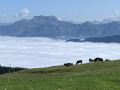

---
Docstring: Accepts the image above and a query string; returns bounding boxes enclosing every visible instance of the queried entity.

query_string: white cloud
[9,8,30,18]
[1,8,30,23]
[19,8,30,17]
[3,14,8,17]
[114,10,120,16]
[89,10,120,24]
[10,13,19,18]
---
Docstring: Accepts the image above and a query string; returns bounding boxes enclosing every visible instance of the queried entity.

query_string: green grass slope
[0,60,120,90]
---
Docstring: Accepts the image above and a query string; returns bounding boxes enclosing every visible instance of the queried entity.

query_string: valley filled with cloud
[0,37,120,68]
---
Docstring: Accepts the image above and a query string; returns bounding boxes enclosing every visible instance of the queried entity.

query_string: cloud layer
[0,37,120,68]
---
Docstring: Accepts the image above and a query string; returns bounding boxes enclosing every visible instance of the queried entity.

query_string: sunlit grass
[0,60,120,90]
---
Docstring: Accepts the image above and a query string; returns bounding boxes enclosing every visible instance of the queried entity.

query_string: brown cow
[76,60,82,65]
[64,63,73,66]
[105,59,111,61]
[89,58,94,63]
[94,57,103,62]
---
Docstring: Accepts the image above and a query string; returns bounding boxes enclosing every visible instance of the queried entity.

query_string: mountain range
[0,15,120,39]
[83,35,120,43]
[66,35,120,43]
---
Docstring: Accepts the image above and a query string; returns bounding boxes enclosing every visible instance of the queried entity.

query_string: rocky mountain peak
[31,15,58,24]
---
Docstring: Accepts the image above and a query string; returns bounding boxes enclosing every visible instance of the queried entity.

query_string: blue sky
[0,0,120,23]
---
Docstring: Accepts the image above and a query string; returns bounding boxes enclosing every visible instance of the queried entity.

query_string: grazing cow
[64,63,73,66]
[94,57,103,62]
[76,60,82,65]
[89,58,94,63]
[105,59,111,61]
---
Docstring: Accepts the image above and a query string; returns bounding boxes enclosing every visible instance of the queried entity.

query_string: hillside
[1,16,120,39]
[66,35,120,43]
[83,35,120,43]
[0,60,120,90]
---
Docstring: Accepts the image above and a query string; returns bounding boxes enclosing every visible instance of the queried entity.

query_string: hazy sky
[0,0,120,23]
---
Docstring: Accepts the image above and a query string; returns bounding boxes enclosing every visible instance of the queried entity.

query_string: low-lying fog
[0,36,120,68]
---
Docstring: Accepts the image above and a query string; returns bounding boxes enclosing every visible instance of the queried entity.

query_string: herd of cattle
[64,57,111,66]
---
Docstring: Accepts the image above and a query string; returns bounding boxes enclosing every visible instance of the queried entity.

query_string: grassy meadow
[0,60,120,90]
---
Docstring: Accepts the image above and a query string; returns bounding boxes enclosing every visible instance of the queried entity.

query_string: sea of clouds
[0,36,120,68]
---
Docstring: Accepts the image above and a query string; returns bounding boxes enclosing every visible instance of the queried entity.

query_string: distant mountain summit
[0,15,120,39]
[32,15,58,23]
